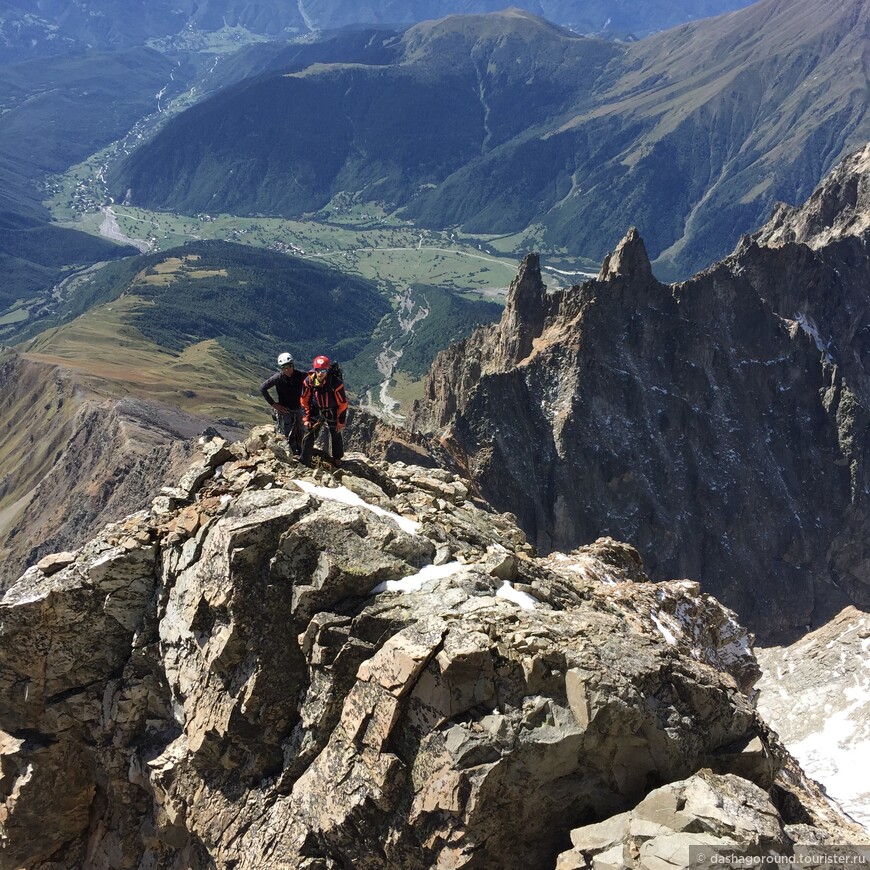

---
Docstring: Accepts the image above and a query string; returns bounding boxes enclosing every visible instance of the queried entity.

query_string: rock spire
[411,143,870,641]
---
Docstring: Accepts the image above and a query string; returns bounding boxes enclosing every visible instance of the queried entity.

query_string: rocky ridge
[410,142,870,641]
[0,353,246,590]
[0,429,866,869]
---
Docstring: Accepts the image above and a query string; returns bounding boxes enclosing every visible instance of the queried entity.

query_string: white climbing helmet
[277,352,293,367]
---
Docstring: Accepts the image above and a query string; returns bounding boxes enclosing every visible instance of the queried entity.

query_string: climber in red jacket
[300,355,348,467]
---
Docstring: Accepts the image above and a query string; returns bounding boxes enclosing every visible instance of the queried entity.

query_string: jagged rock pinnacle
[507,252,543,308]
[410,147,870,641]
[753,142,870,249]
[496,251,548,365]
[597,227,654,283]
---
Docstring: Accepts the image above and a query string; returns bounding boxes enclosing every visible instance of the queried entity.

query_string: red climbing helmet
[313,355,330,371]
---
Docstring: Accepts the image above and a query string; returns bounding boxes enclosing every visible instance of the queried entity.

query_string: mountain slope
[406,0,870,275]
[0,46,190,306]
[0,353,247,590]
[112,12,616,217]
[13,241,390,371]
[0,217,132,309]
[409,142,870,642]
[584,0,870,274]
[114,0,870,278]
[756,607,870,830]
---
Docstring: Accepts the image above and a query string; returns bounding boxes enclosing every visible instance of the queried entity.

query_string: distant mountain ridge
[114,0,870,278]
[0,0,756,63]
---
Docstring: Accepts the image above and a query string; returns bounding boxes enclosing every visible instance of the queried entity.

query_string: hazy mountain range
[112,0,870,278]
[0,0,756,63]
[2,0,866,309]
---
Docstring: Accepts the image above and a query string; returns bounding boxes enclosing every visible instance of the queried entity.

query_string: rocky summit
[411,143,870,642]
[0,429,866,869]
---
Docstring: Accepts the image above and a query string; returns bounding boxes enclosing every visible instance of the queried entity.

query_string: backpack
[329,360,343,382]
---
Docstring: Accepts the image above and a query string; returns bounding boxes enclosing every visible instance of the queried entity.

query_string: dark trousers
[300,419,344,464]
[275,409,304,453]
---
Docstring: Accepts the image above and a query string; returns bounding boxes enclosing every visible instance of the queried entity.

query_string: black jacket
[259,369,307,409]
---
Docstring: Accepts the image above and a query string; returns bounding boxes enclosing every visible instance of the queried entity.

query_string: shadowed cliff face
[410,144,870,642]
[1,428,865,868]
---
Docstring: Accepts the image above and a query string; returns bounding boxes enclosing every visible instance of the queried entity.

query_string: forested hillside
[0,47,185,304]
[17,241,391,370]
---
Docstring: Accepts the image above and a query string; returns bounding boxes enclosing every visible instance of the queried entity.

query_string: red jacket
[301,371,348,428]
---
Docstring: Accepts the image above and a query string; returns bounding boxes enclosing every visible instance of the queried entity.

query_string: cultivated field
[47,163,597,296]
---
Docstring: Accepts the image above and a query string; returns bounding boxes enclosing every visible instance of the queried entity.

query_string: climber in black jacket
[260,351,307,454]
